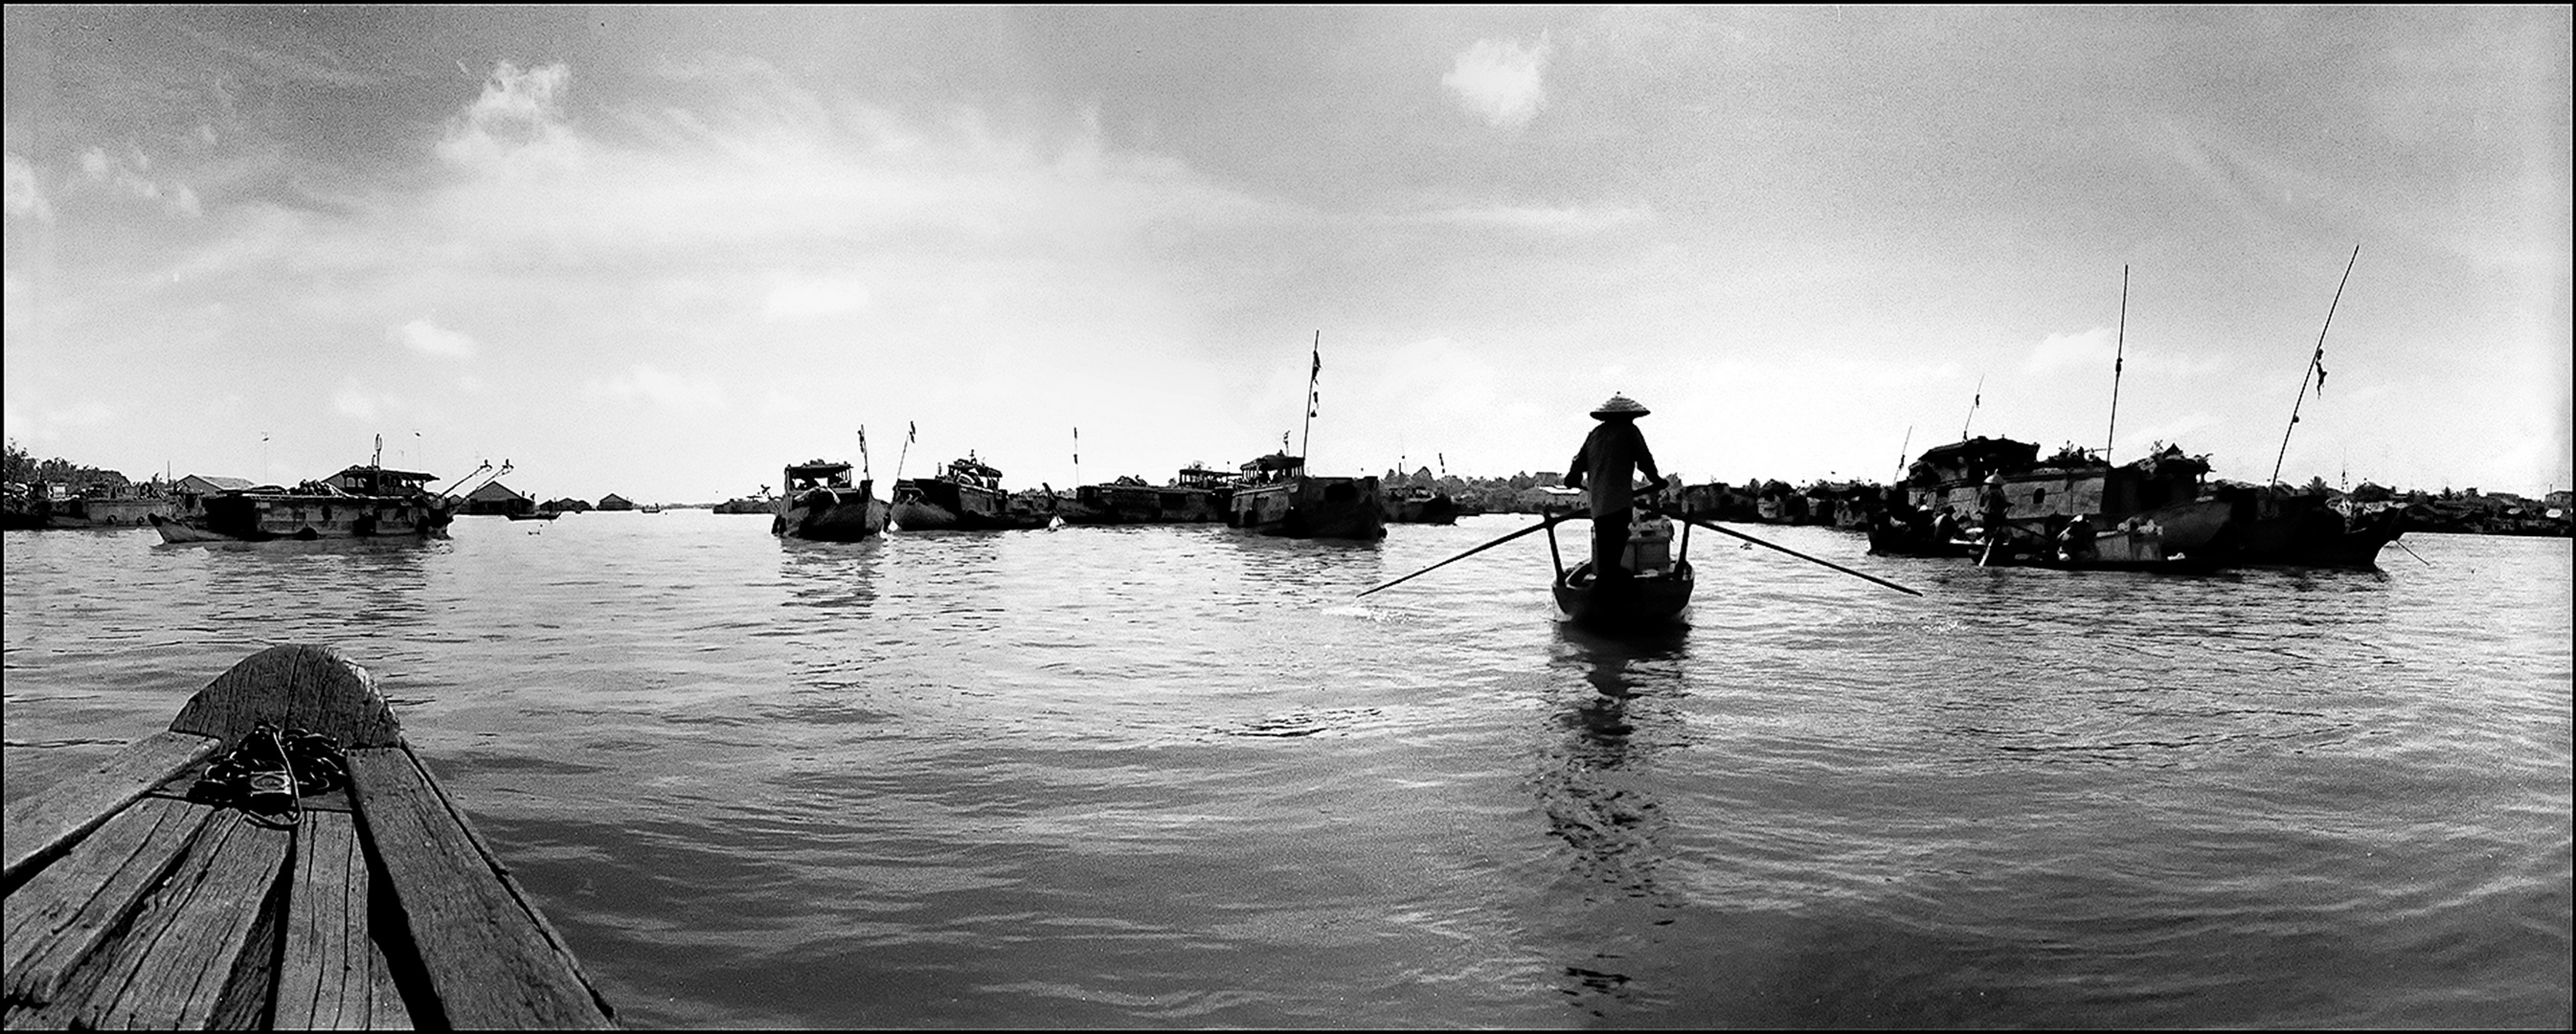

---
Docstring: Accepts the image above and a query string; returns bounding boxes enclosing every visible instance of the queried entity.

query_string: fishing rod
[2270,245,2361,485]
[2105,264,2129,463]
[1893,426,1912,483]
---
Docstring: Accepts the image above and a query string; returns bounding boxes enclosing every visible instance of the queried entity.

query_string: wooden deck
[3,645,616,1029]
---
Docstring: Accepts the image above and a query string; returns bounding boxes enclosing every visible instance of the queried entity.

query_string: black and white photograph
[4,5,2568,1028]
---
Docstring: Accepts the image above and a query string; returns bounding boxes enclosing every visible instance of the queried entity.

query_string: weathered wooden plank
[1,796,215,1005]
[2,731,221,890]
[71,815,292,1029]
[169,644,401,749]
[275,809,413,1030]
[350,747,615,1029]
[365,935,416,1030]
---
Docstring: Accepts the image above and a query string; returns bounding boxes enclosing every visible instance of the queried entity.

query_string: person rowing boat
[1563,394,1669,584]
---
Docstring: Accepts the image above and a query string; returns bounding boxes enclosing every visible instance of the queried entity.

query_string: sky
[5,6,2569,505]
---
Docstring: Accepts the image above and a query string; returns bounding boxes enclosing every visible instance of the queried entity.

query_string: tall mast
[2270,245,2361,485]
[2104,264,2129,462]
[1959,374,1985,440]
[1299,330,1319,469]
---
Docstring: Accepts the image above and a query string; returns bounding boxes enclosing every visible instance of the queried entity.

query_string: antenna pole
[2270,245,2361,485]
[2105,264,2129,462]
[1299,330,1318,469]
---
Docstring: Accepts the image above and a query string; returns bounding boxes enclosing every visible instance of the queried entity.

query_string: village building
[595,493,635,511]
[461,481,536,516]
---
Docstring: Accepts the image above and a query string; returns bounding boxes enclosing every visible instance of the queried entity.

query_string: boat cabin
[1239,453,1303,485]
[942,458,1004,489]
[326,465,441,498]
[784,461,856,491]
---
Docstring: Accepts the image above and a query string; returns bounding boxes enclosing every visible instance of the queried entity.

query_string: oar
[1641,505,1922,596]
[1359,513,1570,596]
[2393,538,2432,567]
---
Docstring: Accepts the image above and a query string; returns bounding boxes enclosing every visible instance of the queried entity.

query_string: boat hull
[1552,561,1695,630]
[1061,483,1229,525]
[1229,476,1386,540]
[890,478,1053,530]
[773,485,890,542]
[149,493,454,544]
[1384,492,1458,526]
[2222,489,2406,568]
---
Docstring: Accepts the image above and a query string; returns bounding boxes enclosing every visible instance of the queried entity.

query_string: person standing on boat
[1564,394,1667,582]
[1977,471,2014,554]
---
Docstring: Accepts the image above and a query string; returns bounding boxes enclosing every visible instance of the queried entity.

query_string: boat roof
[785,461,852,476]
[1243,452,1303,472]
[331,464,440,483]
[1912,437,2038,468]
[946,458,1003,477]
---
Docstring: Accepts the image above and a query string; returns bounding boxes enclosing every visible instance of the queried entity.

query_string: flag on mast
[1307,345,1321,417]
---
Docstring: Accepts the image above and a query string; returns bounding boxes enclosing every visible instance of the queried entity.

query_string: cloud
[77,146,201,217]
[390,318,480,360]
[2026,326,2118,371]
[1442,35,1553,129]
[5,152,53,222]
[332,378,380,420]
[1401,202,1652,234]
[438,61,578,169]
[763,272,872,320]
[583,364,726,412]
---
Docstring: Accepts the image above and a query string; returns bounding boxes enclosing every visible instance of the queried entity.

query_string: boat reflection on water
[1536,623,1697,1016]
[775,535,883,611]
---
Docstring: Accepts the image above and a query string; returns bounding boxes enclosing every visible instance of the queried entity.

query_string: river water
[4,513,2568,1027]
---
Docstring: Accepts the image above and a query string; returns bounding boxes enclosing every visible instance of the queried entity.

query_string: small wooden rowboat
[2,645,616,1029]
[1551,560,1696,629]
[1544,510,1695,631]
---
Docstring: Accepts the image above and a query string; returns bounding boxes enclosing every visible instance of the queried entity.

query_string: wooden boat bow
[2,645,617,1029]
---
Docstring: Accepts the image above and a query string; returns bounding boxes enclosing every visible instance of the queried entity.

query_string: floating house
[460,482,536,517]
[595,494,635,511]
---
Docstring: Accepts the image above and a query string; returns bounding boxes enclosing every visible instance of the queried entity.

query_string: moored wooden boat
[1,645,616,1029]
[1060,468,1232,526]
[1381,485,1458,526]
[150,463,457,544]
[2212,483,2406,568]
[773,461,890,542]
[890,457,1054,531]
[1227,453,1385,540]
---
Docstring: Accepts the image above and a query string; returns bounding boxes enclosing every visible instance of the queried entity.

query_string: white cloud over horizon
[392,319,480,360]
[1442,35,1553,129]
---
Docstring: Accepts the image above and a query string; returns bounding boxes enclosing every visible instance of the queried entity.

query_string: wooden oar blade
[1642,505,1922,597]
[1358,515,1562,596]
